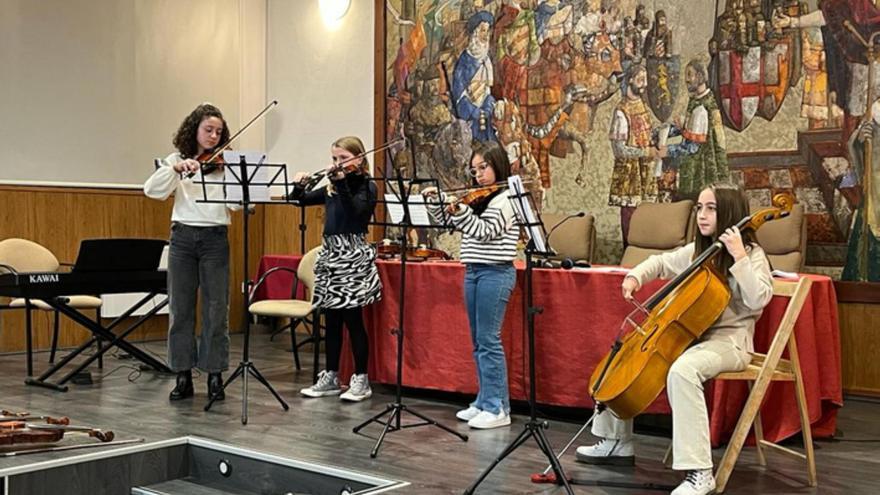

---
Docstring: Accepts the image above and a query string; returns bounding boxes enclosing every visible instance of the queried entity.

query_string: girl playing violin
[144,103,236,403]
[292,136,381,402]
[577,183,773,495]
[422,142,519,430]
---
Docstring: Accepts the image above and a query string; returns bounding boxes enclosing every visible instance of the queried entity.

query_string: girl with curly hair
[144,103,237,403]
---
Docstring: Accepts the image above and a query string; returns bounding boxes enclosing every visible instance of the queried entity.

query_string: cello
[588,193,794,419]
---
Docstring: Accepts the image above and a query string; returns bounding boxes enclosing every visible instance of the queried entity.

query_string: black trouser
[323,307,369,375]
[167,223,230,373]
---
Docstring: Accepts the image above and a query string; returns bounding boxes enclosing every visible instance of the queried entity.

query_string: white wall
[266,0,375,177]
[0,0,372,186]
[0,0,266,187]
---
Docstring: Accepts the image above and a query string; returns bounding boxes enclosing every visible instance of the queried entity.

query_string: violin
[195,148,226,175]
[184,100,278,179]
[0,411,69,425]
[443,183,507,213]
[440,179,537,212]
[299,138,405,192]
[0,420,114,446]
[376,241,450,261]
[588,193,795,419]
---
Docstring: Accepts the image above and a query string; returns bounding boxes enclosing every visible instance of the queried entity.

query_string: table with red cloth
[255,255,842,446]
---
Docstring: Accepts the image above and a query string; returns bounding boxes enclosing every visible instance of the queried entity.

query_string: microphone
[538,258,591,269]
[539,211,590,269]
[546,211,586,246]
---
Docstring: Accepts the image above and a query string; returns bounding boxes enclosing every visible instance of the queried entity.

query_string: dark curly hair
[172,104,230,159]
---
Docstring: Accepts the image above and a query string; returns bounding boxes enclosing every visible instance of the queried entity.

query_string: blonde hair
[327,136,369,196]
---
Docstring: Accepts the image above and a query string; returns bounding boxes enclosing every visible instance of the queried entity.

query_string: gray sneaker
[340,373,372,402]
[300,370,342,398]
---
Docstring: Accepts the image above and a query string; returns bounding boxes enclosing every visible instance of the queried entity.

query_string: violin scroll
[742,192,795,232]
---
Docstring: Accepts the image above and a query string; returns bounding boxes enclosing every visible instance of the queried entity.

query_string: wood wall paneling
[0,185,331,360]
[839,302,880,396]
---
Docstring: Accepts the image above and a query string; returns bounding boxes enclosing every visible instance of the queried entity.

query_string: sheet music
[385,193,432,226]
[223,151,269,202]
[507,176,548,253]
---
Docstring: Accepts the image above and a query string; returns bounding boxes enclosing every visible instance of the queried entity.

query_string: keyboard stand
[25,292,172,392]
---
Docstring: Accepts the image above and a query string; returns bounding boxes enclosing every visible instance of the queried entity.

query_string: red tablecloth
[256,255,842,446]
[254,256,304,302]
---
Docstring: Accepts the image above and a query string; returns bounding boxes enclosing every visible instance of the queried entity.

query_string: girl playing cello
[577,183,773,495]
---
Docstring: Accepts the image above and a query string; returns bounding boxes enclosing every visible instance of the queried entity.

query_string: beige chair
[620,200,695,267]
[752,204,807,273]
[249,247,322,383]
[0,238,103,376]
[662,277,815,493]
[542,212,596,264]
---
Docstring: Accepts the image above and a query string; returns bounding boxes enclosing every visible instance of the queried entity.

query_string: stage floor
[0,331,876,494]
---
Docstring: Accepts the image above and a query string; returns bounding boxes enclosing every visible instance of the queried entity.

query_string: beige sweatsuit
[592,243,773,470]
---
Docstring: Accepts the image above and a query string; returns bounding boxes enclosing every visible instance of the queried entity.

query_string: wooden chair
[248,247,322,383]
[712,276,816,492]
[661,278,816,491]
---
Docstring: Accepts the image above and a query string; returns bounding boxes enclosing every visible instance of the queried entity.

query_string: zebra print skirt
[313,233,382,309]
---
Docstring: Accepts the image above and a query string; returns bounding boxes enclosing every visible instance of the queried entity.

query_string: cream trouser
[592,338,749,470]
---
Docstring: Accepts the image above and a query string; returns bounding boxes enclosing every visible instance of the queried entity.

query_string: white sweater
[432,192,518,264]
[143,152,237,226]
[627,243,774,352]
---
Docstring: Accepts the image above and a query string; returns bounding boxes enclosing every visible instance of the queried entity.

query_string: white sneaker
[300,370,342,398]
[456,406,482,422]
[671,469,716,495]
[340,373,372,402]
[467,410,511,429]
[575,437,635,466]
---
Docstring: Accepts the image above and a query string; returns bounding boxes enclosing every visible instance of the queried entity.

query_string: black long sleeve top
[291,173,376,235]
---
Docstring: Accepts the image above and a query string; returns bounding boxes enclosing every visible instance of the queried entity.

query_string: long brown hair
[693,182,757,275]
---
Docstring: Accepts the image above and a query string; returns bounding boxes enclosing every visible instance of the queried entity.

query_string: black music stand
[464,177,573,495]
[194,153,292,424]
[351,172,468,458]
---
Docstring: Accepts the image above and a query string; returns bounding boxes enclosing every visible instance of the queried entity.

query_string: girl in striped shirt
[423,142,519,429]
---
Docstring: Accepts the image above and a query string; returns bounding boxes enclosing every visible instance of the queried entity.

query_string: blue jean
[464,263,516,415]
[167,222,230,372]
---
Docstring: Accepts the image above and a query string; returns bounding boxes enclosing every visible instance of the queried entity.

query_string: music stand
[351,172,468,458]
[192,152,293,424]
[464,176,573,495]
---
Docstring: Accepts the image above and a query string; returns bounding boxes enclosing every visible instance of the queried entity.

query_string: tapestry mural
[382,0,880,281]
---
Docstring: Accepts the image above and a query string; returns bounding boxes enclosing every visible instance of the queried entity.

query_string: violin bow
[185,100,279,178]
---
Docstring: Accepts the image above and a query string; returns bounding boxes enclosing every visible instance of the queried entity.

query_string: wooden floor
[1,330,877,494]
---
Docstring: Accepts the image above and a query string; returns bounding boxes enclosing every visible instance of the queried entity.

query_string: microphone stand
[539,212,587,268]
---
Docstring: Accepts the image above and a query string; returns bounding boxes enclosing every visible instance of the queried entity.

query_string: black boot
[169,370,193,401]
[208,372,225,401]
